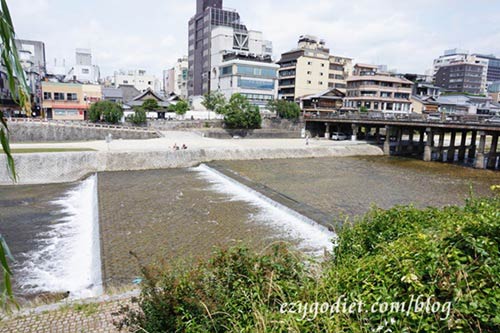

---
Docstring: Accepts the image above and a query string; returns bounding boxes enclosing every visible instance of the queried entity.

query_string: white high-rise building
[165,57,188,99]
[209,26,278,110]
[66,49,100,84]
[114,69,160,92]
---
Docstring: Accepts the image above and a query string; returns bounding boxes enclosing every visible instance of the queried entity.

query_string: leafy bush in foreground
[116,194,500,332]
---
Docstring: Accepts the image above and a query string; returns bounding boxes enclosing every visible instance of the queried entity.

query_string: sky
[9,0,500,79]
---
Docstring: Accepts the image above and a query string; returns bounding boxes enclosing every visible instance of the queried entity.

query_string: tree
[1,0,32,310]
[220,94,261,129]
[127,108,147,125]
[173,100,189,116]
[88,101,123,124]
[267,99,301,120]
[359,106,368,113]
[201,91,226,114]
[142,99,159,112]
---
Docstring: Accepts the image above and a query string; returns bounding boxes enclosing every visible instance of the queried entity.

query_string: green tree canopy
[142,99,159,112]
[89,101,123,124]
[174,100,189,116]
[267,99,301,120]
[127,107,147,125]
[220,94,261,129]
[201,91,226,114]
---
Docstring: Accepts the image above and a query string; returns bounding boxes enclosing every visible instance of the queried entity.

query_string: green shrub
[221,94,261,129]
[88,101,123,124]
[267,99,301,120]
[127,108,147,125]
[117,195,500,332]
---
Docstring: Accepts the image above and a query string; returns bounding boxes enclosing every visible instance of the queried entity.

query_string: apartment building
[66,49,100,84]
[435,62,485,95]
[114,69,159,92]
[343,64,414,113]
[165,57,188,99]
[432,49,488,93]
[41,81,102,120]
[277,35,352,101]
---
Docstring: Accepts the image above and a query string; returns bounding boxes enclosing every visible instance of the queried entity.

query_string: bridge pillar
[375,127,381,144]
[408,129,414,153]
[487,134,498,169]
[447,130,456,162]
[384,126,391,155]
[424,127,433,162]
[437,130,445,161]
[474,131,486,169]
[351,125,358,141]
[468,130,477,159]
[419,129,425,154]
[457,131,467,161]
[395,127,404,154]
[325,123,331,139]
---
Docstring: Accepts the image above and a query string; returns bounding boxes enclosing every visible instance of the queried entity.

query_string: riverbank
[1,132,383,185]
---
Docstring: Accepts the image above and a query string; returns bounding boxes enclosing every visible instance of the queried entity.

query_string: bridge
[306,113,500,170]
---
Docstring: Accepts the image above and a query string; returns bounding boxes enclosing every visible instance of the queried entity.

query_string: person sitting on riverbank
[182,144,188,150]
[173,143,179,151]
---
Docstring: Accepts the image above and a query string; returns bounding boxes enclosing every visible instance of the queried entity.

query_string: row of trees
[202,92,301,129]
[88,99,190,126]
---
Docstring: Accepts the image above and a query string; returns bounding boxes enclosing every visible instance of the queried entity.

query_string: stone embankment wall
[0,145,383,185]
[9,122,160,143]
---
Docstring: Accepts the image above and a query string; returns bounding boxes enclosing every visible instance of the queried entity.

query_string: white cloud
[8,0,500,79]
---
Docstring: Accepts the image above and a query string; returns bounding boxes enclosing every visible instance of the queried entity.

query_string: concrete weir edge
[0,144,383,185]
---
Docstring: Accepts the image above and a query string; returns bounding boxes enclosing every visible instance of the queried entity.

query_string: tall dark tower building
[188,0,247,97]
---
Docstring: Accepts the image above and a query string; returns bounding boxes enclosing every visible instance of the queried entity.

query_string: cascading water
[17,174,103,299]
[194,164,336,255]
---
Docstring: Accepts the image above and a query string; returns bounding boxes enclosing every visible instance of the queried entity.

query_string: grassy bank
[117,191,500,332]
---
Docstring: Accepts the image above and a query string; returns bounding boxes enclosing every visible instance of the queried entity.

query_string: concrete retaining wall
[9,122,160,143]
[0,145,384,185]
[200,129,301,139]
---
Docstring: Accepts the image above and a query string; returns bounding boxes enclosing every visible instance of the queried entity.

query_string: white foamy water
[194,164,336,255]
[18,174,103,299]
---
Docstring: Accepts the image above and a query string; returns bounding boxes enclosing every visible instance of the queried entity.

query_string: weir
[18,175,103,299]
[195,164,336,255]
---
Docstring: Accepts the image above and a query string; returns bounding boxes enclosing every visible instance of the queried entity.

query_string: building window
[319,81,323,85]
[307,80,312,84]
[54,92,65,101]
[321,63,325,67]
[81,68,90,74]
[307,71,312,75]
[307,61,312,65]
[43,92,52,100]
[320,72,324,76]
[221,66,233,76]
[123,80,129,84]
[66,93,78,101]
[238,78,275,90]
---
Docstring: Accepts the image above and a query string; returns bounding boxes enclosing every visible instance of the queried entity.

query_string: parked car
[331,132,348,141]
[485,116,500,123]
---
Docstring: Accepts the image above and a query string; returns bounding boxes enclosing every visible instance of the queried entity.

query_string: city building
[277,35,352,101]
[66,49,100,84]
[436,94,500,115]
[299,88,345,115]
[41,81,102,120]
[114,69,160,92]
[435,62,485,95]
[12,39,47,116]
[473,54,500,84]
[213,52,278,109]
[488,81,500,103]
[102,87,124,104]
[188,0,254,97]
[164,56,188,99]
[125,89,171,119]
[209,25,277,109]
[343,64,414,113]
[432,49,488,93]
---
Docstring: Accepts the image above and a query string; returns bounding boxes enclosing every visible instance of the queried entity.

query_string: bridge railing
[305,111,499,125]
